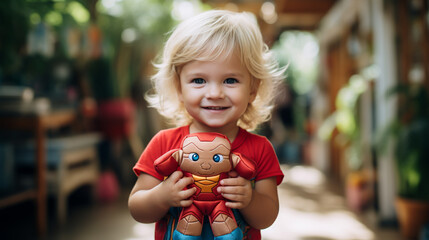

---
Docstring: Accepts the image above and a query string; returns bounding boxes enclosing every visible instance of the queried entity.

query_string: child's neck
[189,123,239,142]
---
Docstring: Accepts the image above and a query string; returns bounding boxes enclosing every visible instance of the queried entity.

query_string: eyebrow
[223,73,245,78]
[209,144,230,153]
[183,142,203,152]
[183,71,245,78]
[181,73,207,82]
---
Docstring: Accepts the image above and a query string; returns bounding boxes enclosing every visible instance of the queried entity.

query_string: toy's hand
[218,170,252,209]
[159,171,196,208]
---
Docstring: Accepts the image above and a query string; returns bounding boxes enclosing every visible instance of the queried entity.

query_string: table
[0,108,76,237]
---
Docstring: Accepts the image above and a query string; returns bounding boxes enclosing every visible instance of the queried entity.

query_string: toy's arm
[231,152,256,180]
[154,149,182,176]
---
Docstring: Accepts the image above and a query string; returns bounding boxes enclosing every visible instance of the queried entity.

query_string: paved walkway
[262,165,401,240]
[43,165,402,240]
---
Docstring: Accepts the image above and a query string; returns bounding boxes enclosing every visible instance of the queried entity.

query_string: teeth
[204,107,226,110]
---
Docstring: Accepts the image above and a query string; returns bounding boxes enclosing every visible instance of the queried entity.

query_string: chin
[204,123,229,129]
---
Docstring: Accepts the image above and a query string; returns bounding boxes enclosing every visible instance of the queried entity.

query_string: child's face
[178,52,256,131]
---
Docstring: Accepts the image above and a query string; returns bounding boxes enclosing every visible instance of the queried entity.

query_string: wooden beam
[398,0,410,84]
[277,13,324,29]
[317,0,361,45]
[205,1,262,15]
[276,0,337,14]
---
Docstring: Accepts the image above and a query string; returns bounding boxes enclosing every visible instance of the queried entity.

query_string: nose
[200,162,211,170]
[206,83,224,99]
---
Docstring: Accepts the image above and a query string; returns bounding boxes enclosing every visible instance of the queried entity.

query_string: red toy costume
[133,126,284,240]
[154,132,256,239]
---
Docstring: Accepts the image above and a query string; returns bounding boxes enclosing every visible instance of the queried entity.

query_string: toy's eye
[213,154,223,163]
[189,153,199,161]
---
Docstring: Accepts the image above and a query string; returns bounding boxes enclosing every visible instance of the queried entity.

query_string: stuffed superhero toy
[154,132,257,240]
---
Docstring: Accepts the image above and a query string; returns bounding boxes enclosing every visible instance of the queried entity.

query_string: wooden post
[35,117,47,237]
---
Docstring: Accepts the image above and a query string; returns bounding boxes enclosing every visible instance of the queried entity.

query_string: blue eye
[192,78,205,84]
[189,153,199,161]
[213,154,223,162]
[224,78,238,84]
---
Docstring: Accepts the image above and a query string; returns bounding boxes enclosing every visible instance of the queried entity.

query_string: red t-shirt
[133,126,284,240]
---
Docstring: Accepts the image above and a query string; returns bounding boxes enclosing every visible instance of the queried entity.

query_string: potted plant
[319,74,374,212]
[378,83,429,239]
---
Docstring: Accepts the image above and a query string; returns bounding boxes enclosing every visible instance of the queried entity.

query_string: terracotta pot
[346,171,374,212]
[396,197,429,239]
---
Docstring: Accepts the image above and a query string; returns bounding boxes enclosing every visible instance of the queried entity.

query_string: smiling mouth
[202,106,229,110]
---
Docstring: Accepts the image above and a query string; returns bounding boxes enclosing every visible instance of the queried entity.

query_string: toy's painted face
[180,135,232,176]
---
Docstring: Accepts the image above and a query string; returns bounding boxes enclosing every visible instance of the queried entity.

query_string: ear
[177,83,184,102]
[172,150,183,164]
[249,78,260,103]
[176,69,184,102]
[231,153,241,168]
[177,78,183,102]
[249,91,257,104]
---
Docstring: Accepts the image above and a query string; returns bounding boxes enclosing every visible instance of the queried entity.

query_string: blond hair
[146,10,285,131]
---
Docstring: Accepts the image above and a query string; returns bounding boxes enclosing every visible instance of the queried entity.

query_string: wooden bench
[15,133,102,224]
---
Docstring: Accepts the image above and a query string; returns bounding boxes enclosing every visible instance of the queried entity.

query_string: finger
[180,199,193,208]
[225,201,244,209]
[180,187,196,199]
[221,192,245,201]
[167,171,184,183]
[176,176,194,189]
[221,177,246,186]
[218,186,245,195]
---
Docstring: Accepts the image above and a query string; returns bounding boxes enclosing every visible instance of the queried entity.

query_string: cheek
[180,89,201,105]
[211,161,232,174]
[229,88,251,103]
[180,159,198,172]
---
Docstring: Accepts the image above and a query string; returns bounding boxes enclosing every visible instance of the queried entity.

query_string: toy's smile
[196,170,215,176]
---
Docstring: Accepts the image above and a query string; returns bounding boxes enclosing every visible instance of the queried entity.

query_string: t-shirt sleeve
[254,138,284,185]
[133,131,166,181]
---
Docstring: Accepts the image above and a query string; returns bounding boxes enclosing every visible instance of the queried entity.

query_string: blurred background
[0,0,428,239]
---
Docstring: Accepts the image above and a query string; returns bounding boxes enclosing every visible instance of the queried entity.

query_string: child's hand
[160,171,196,208]
[218,170,253,209]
